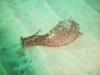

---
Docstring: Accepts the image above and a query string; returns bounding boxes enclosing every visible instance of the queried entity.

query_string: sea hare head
[21,36,41,47]
[21,29,41,47]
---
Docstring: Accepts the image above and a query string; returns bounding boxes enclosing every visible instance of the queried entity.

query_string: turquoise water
[0,0,100,75]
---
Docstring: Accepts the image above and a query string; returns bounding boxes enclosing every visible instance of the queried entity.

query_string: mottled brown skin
[21,32,81,47]
[21,19,82,47]
[38,33,81,47]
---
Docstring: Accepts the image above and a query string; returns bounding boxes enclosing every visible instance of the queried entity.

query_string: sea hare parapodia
[21,19,82,47]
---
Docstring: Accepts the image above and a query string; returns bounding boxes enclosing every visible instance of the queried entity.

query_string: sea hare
[21,19,82,47]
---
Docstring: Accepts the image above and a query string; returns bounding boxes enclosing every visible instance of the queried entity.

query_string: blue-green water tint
[0,0,100,75]
[0,63,7,75]
[85,0,100,13]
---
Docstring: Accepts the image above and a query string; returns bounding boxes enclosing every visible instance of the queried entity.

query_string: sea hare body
[21,19,82,47]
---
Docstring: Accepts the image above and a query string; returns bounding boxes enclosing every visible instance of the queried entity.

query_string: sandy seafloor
[0,0,100,75]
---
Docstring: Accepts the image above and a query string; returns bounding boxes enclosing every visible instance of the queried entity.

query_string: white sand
[26,33,100,75]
